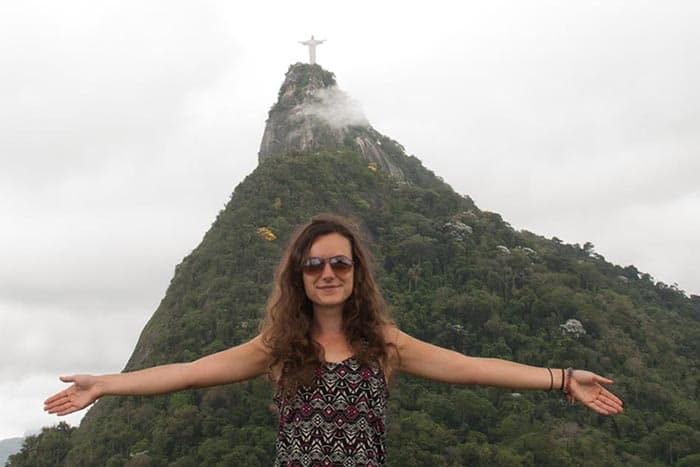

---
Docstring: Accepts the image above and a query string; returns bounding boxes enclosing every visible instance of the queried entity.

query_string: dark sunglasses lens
[302,258,325,273]
[329,256,353,272]
[302,256,353,274]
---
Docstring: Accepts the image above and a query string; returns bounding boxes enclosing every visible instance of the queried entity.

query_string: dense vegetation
[10,147,699,466]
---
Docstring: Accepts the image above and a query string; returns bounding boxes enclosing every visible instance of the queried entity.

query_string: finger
[599,394,624,412]
[585,395,618,414]
[44,390,71,406]
[586,390,625,414]
[578,383,622,406]
[46,399,74,415]
[587,399,613,415]
[593,375,614,385]
[597,398,622,415]
[55,405,80,416]
[44,393,70,410]
[599,388,623,406]
[44,393,63,406]
[600,392,623,408]
[44,400,60,412]
[592,398,622,414]
[59,375,76,383]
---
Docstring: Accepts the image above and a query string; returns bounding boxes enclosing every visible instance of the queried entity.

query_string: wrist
[563,367,574,394]
[93,376,108,398]
[559,368,565,391]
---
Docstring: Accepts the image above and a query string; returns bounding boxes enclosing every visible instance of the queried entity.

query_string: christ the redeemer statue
[300,35,325,64]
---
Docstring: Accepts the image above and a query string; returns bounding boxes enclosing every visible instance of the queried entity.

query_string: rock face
[258,63,405,179]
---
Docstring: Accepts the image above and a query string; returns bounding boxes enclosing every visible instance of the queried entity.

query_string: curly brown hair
[260,214,394,398]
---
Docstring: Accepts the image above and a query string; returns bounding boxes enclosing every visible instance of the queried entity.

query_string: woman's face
[302,233,354,312]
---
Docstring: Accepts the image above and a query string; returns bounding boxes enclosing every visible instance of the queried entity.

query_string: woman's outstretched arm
[386,327,623,416]
[44,334,271,416]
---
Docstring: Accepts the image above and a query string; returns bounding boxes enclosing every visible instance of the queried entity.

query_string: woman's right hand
[44,375,102,416]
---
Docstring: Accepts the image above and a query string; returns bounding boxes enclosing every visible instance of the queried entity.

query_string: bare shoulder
[380,324,402,346]
[241,333,274,363]
[381,325,420,351]
[211,333,274,373]
[248,332,278,379]
[380,324,413,375]
[247,333,271,352]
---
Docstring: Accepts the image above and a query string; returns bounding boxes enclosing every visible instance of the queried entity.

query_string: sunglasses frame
[301,255,354,274]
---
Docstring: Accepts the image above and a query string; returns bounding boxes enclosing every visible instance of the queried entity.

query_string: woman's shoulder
[380,323,401,344]
[378,324,403,377]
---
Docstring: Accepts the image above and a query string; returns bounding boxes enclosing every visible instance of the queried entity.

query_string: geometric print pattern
[274,357,388,466]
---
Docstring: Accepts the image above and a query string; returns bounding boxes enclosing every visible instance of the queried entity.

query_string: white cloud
[0,374,86,440]
[299,86,369,129]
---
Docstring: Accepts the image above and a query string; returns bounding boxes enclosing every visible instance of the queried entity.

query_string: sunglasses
[301,255,354,274]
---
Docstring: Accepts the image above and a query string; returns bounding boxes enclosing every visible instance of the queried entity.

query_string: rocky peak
[258,63,405,179]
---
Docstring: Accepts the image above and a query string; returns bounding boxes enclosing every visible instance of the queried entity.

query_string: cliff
[258,63,406,179]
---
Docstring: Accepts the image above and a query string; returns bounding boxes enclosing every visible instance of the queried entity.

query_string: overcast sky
[1,1,698,440]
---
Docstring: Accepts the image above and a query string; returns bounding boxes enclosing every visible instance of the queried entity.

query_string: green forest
[9,64,699,466]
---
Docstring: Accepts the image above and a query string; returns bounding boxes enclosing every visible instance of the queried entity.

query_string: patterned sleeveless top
[274,357,388,466]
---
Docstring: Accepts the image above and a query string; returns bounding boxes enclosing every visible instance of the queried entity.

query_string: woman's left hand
[566,370,624,415]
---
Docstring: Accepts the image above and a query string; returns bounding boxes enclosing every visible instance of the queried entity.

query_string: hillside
[9,64,700,467]
[0,437,23,466]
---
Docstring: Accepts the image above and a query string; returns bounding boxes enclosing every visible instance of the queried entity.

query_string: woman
[45,214,623,465]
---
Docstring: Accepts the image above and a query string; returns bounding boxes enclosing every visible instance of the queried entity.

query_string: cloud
[299,86,369,129]
[0,374,86,439]
[0,298,146,439]
[0,298,147,376]
[0,2,236,187]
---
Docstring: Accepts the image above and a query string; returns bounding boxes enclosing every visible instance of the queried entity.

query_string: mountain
[10,63,700,466]
[257,63,405,179]
[0,437,23,466]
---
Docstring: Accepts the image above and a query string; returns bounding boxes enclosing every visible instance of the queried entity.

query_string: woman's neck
[310,306,353,363]
[310,305,344,335]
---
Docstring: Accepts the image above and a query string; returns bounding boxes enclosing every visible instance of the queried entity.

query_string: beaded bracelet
[563,367,574,394]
